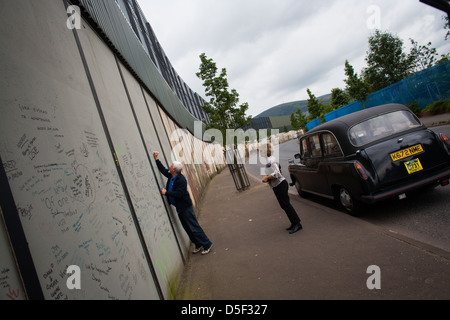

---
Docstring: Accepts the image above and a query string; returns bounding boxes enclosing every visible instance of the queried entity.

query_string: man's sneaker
[193,246,203,254]
[201,244,213,255]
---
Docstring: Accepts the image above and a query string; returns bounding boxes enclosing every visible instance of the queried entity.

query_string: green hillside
[255,93,331,118]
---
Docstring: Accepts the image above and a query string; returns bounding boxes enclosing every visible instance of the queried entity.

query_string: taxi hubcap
[340,189,353,210]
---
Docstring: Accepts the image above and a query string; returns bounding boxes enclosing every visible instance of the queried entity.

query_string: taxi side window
[301,138,310,158]
[322,133,342,157]
[309,135,322,158]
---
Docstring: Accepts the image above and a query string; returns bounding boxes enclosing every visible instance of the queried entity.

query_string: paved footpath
[420,112,450,128]
[176,168,450,300]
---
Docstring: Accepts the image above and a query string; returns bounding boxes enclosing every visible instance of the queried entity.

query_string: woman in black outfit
[262,144,303,234]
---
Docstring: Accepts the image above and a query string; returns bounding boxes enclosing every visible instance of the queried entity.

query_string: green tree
[436,53,450,64]
[319,104,333,124]
[306,89,323,120]
[290,108,308,131]
[409,39,438,73]
[364,30,414,91]
[290,113,300,130]
[344,60,371,109]
[330,88,352,110]
[444,15,449,41]
[196,53,251,141]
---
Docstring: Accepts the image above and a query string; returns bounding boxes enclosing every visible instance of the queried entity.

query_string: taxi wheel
[338,187,360,216]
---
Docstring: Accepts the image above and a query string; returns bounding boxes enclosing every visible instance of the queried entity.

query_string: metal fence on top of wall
[307,61,450,130]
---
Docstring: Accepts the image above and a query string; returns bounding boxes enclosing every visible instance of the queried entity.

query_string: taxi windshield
[349,110,422,147]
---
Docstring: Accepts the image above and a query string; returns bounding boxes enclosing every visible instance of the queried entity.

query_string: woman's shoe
[289,223,303,234]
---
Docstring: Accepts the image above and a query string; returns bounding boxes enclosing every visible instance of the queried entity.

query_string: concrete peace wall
[0,0,223,300]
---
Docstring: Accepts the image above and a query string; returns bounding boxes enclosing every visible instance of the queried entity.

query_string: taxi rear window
[349,110,421,147]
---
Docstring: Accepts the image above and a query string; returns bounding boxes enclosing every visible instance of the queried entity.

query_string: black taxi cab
[288,104,450,215]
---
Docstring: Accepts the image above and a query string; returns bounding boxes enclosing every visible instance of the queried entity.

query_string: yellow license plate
[390,144,424,162]
[405,159,423,174]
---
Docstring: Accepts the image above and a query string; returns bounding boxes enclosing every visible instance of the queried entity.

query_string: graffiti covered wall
[0,0,223,300]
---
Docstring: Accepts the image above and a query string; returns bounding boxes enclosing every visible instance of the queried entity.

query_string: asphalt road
[245,125,450,253]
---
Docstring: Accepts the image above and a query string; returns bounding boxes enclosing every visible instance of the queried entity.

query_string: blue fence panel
[306,61,450,131]
[323,112,338,122]
[306,118,322,131]
[323,101,363,123]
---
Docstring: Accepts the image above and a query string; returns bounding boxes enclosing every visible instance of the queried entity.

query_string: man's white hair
[172,161,183,173]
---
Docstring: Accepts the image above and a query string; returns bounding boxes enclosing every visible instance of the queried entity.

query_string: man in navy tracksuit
[153,152,213,255]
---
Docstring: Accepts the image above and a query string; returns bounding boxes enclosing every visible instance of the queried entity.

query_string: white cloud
[137,0,450,117]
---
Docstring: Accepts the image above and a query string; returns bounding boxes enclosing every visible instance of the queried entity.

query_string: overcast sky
[136,0,450,117]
